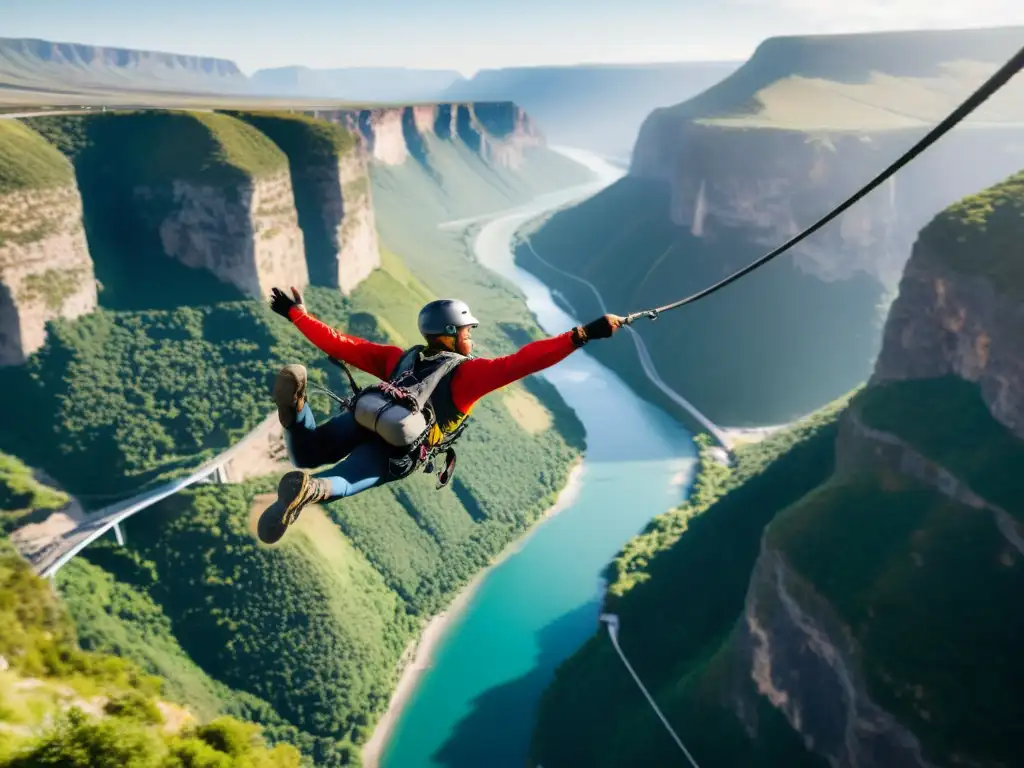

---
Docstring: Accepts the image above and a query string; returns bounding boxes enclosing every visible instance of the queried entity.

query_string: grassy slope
[664,26,1024,130]
[24,111,287,185]
[230,111,359,162]
[0,120,73,196]
[0,538,300,766]
[916,168,1024,299]
[0,451,69,535]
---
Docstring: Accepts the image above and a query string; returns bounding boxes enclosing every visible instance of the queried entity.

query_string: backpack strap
[389,346,423,382]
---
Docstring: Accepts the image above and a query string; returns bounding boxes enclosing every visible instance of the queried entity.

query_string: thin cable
[603,617,701,767]
[624,44,1024,324]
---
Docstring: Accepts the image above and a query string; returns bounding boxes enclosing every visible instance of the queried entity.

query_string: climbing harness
[319,354,467,490]
[621,43,1024,326]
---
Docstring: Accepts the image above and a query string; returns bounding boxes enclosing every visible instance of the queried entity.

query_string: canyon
[518,25,1024,427]
[0,100,586,363]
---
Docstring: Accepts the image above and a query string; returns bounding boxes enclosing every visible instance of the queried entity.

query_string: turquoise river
[379,149,698,767]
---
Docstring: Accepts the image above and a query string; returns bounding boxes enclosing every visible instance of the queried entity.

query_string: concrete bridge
[10,413,284,580]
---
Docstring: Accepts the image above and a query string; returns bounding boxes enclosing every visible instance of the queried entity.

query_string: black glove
[270,287,304,319]
[572,314,624,347]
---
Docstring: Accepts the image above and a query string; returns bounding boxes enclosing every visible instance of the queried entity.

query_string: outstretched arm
[271,287,403,380]
[451,315,624,412]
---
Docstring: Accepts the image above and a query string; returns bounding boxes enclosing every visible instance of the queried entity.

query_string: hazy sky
[3,0,1023,75]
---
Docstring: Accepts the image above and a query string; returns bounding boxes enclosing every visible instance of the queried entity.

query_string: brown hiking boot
[257,470,332,544]
[274,364,307,428]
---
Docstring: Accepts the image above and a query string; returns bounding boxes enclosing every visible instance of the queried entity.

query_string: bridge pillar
[113,522,125,547]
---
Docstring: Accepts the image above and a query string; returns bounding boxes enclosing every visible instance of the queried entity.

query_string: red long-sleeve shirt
[288,307,578,414]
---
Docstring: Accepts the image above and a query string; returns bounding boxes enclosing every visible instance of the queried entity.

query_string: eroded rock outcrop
[733,544,936,768]
[142,169,306,298]
[72,112,308,299]
[319,102,543,169]
[872,214,1024,442]
[335,152,379,294]
[632,122,1024,286]
[0,125,96,366]
[235,112,380,294]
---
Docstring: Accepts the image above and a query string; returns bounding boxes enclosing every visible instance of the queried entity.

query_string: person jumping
[257,286,623,544]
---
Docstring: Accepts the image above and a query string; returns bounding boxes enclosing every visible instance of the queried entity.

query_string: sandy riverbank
[721,423,789,448]
[360,459,586,768]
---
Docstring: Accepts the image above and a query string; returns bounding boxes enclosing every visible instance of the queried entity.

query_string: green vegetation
[532,400,848,767]
[918,169,1024,299]
[769,475,1024,766]
[603,394,853,602]
[3,709,301,768]
[858,376,1024,517]
[0,539,299,766]
[0,452,68,535]
[0,295,349,496]
[19,267,86,311]
[60,482,405,760]
[0,120,74,197]
[230,111,358,163]
[27,111,287,187]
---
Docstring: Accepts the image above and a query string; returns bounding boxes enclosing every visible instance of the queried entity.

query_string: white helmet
[417,299,480,337]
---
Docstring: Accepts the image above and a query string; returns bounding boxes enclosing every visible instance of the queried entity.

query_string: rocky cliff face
[734,543,936,768]
[317,102,543,169]
[335,150,379,294]
[721,170,1024,768]
[231,112,382,294]
[631,122,1024,286]
[871,231,1024,439]
[0,183,96,366]
[138,169,307,299]
[628,25,1024,287]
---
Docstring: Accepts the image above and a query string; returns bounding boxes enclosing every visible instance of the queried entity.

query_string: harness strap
[327,357,362,396]
[322,352,468,489]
